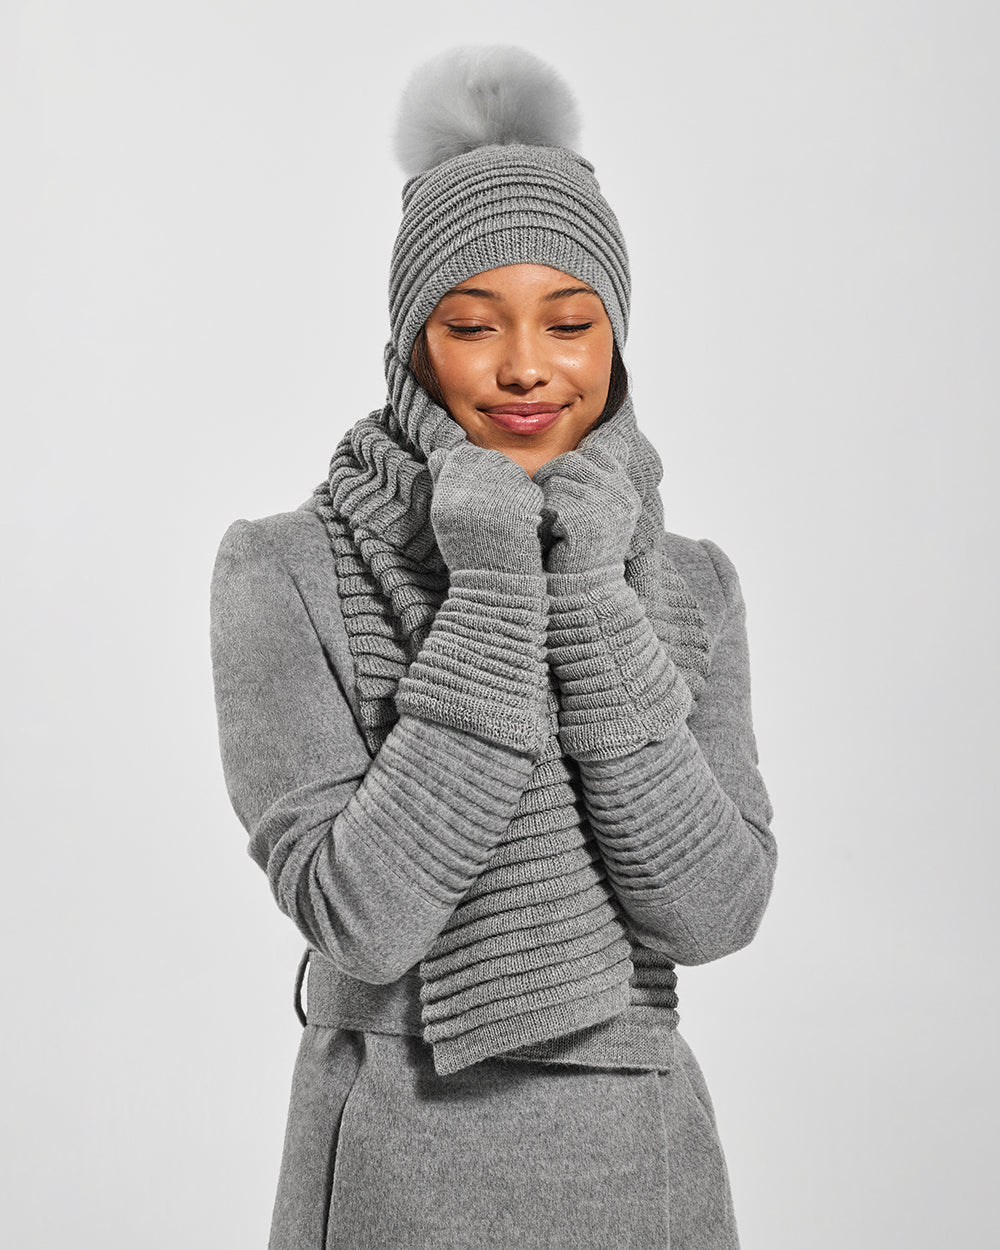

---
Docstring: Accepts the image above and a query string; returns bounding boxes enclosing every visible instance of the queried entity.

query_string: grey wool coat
[209,504,776,1249]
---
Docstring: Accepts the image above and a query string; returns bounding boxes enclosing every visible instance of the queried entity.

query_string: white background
[4,2,998,1246]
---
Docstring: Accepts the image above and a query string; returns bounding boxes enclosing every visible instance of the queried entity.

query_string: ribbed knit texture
[323,713,539,912]
[546,564,697,760]
[393,569,550,757]
[308,347,712,1076]
[390,143,630,365]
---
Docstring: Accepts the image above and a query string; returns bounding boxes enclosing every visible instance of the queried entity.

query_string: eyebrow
[542,286,599,301]
[439,284,599,302]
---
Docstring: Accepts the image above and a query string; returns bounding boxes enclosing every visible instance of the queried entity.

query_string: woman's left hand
[534,429,642,574]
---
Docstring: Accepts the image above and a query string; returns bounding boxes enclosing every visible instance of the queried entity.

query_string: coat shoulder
[214,502,330,571]
[244,498,331,559]
[216,503,360,716]
[661,529,729,628]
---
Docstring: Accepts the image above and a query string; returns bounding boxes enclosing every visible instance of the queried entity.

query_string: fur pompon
[394,45,581,177]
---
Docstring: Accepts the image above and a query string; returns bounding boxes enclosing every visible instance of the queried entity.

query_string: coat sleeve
[209,517,543,984]
[545,540,776,965]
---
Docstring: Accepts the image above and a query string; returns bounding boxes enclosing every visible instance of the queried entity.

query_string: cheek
[429,342,482,403]
[560,345,613,400]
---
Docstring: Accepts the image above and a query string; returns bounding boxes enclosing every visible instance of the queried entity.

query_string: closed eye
[445,321,595,338]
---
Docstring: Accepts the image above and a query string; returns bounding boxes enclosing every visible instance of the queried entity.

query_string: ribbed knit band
[389,143,630,364]
[576,728,747,902]
[546,565,693,761]
[393,567,549,758]
[349,714,539,906]
[415,689,637,1076]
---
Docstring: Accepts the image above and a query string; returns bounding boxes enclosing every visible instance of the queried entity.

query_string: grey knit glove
[394,441,550,758]
[536,433,690,760]
[428,442,545,577]
[533,431,641,575]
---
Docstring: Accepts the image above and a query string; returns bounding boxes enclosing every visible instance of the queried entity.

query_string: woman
[210,45,776,1250]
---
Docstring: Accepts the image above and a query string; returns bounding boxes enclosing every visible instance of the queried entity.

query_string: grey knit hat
[388,46,631,366]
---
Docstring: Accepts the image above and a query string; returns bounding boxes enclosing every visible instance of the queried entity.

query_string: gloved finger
[537,451,633,498]
[596,430,632,468]
[531,451,575,488]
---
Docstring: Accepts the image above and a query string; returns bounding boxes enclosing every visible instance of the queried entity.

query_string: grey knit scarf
[308,344,712,1074]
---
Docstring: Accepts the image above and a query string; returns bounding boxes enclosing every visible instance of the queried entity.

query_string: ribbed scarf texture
[308,344,712,1075]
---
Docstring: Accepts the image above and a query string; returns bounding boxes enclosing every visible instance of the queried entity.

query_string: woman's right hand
[427,442,545,577]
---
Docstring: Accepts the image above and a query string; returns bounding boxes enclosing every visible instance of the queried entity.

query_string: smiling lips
[482,403,566,433]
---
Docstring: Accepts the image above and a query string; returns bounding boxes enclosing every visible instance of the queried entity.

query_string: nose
[497,327,551,392]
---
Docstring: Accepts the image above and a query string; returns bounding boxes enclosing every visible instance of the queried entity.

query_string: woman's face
[421,263,615,478]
